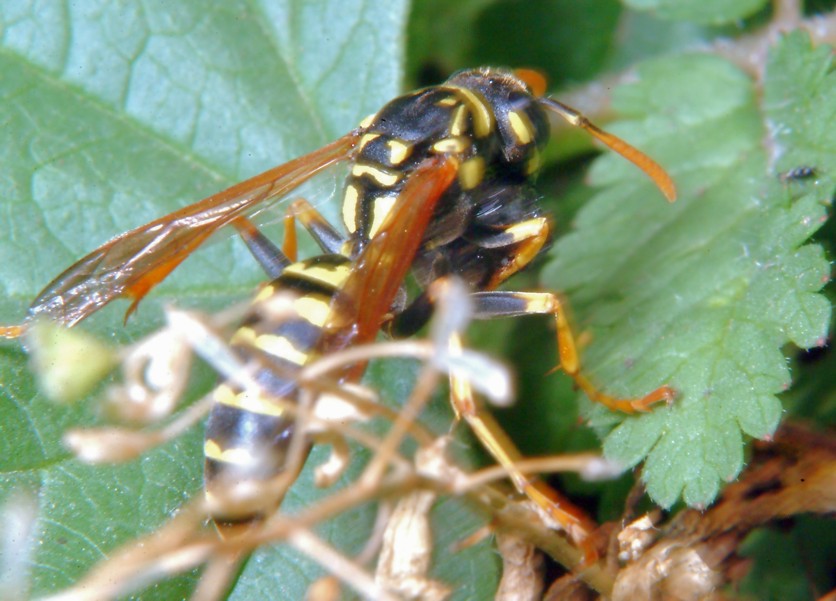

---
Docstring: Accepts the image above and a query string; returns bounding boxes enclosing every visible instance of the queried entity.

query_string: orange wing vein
[27,132,360,329]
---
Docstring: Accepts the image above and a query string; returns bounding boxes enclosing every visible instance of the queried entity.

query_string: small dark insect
[2,67,676,562]
[780,166,817,182]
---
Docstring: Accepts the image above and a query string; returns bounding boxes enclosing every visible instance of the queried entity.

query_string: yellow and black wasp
[2,67,676,559]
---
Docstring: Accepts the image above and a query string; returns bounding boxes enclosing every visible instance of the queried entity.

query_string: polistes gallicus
[2,67,676,565]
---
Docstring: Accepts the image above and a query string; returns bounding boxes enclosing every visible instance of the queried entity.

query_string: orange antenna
[541,97,677,203]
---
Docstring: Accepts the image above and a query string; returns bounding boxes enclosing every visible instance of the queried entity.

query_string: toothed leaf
[542,34,832,508]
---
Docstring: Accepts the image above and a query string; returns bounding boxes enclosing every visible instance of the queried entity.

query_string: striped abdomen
[203,254,352,529]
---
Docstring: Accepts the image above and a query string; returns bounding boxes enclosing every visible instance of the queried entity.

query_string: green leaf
[625,0,769,25]
[763,30,836,177]
[542,36,833,509]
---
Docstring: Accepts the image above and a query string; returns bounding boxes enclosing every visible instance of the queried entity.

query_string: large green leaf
[0,3,503,600]
[542,32,833,508]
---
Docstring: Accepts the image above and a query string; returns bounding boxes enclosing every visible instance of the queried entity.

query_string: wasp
[2,67,676,558]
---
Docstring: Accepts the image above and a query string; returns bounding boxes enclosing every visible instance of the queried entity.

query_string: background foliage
[0,0,833,599]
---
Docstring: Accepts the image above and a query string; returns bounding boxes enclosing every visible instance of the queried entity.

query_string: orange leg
[281,211,298,262]
[286,198,346,256]
[446,332,599,563]
[231,199,347,277]
[469,291,675,413]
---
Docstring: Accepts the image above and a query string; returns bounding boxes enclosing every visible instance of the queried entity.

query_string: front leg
[469,291,675,413]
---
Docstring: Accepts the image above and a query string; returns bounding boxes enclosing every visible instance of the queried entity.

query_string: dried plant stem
[289,530,400,601]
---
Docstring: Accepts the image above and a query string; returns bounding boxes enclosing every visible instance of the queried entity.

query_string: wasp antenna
[541,97,677,203]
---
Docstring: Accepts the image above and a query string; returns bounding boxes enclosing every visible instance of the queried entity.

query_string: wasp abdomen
[203,254,352,530]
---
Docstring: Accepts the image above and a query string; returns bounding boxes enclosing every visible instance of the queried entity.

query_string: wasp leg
[287,198,346,255]
[280,209,298,262]
[386,208,552,338]
[480,216,552,290]
[232,217,292,278]
[446,332,598,564]
[232,199,347,276]
[277,198,346,261]
[469,291,675,413]
[383,289,434,338]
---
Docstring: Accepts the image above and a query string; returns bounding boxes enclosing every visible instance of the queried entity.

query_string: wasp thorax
[343,68,550,249]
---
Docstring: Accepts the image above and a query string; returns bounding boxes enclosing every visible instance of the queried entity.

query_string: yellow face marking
[293,294,332,327]
[386,139,412,165]
[281,261,351,288]
[215,383,287,416]
[503,216,548,243]
[449,104,469,137]
[367,194,399,239]
[255,333,308,365]
[458,156,485,190]
[358,132,381,151]
[448,86,494,137]
[507,110,534,144]
[358,113,376,129]
[431,136,469,154]
[351,163,400,187]
[435,96,458,107]
[342,183,360,233]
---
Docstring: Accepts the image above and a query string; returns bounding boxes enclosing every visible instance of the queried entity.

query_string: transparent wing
[28,132,360,328]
